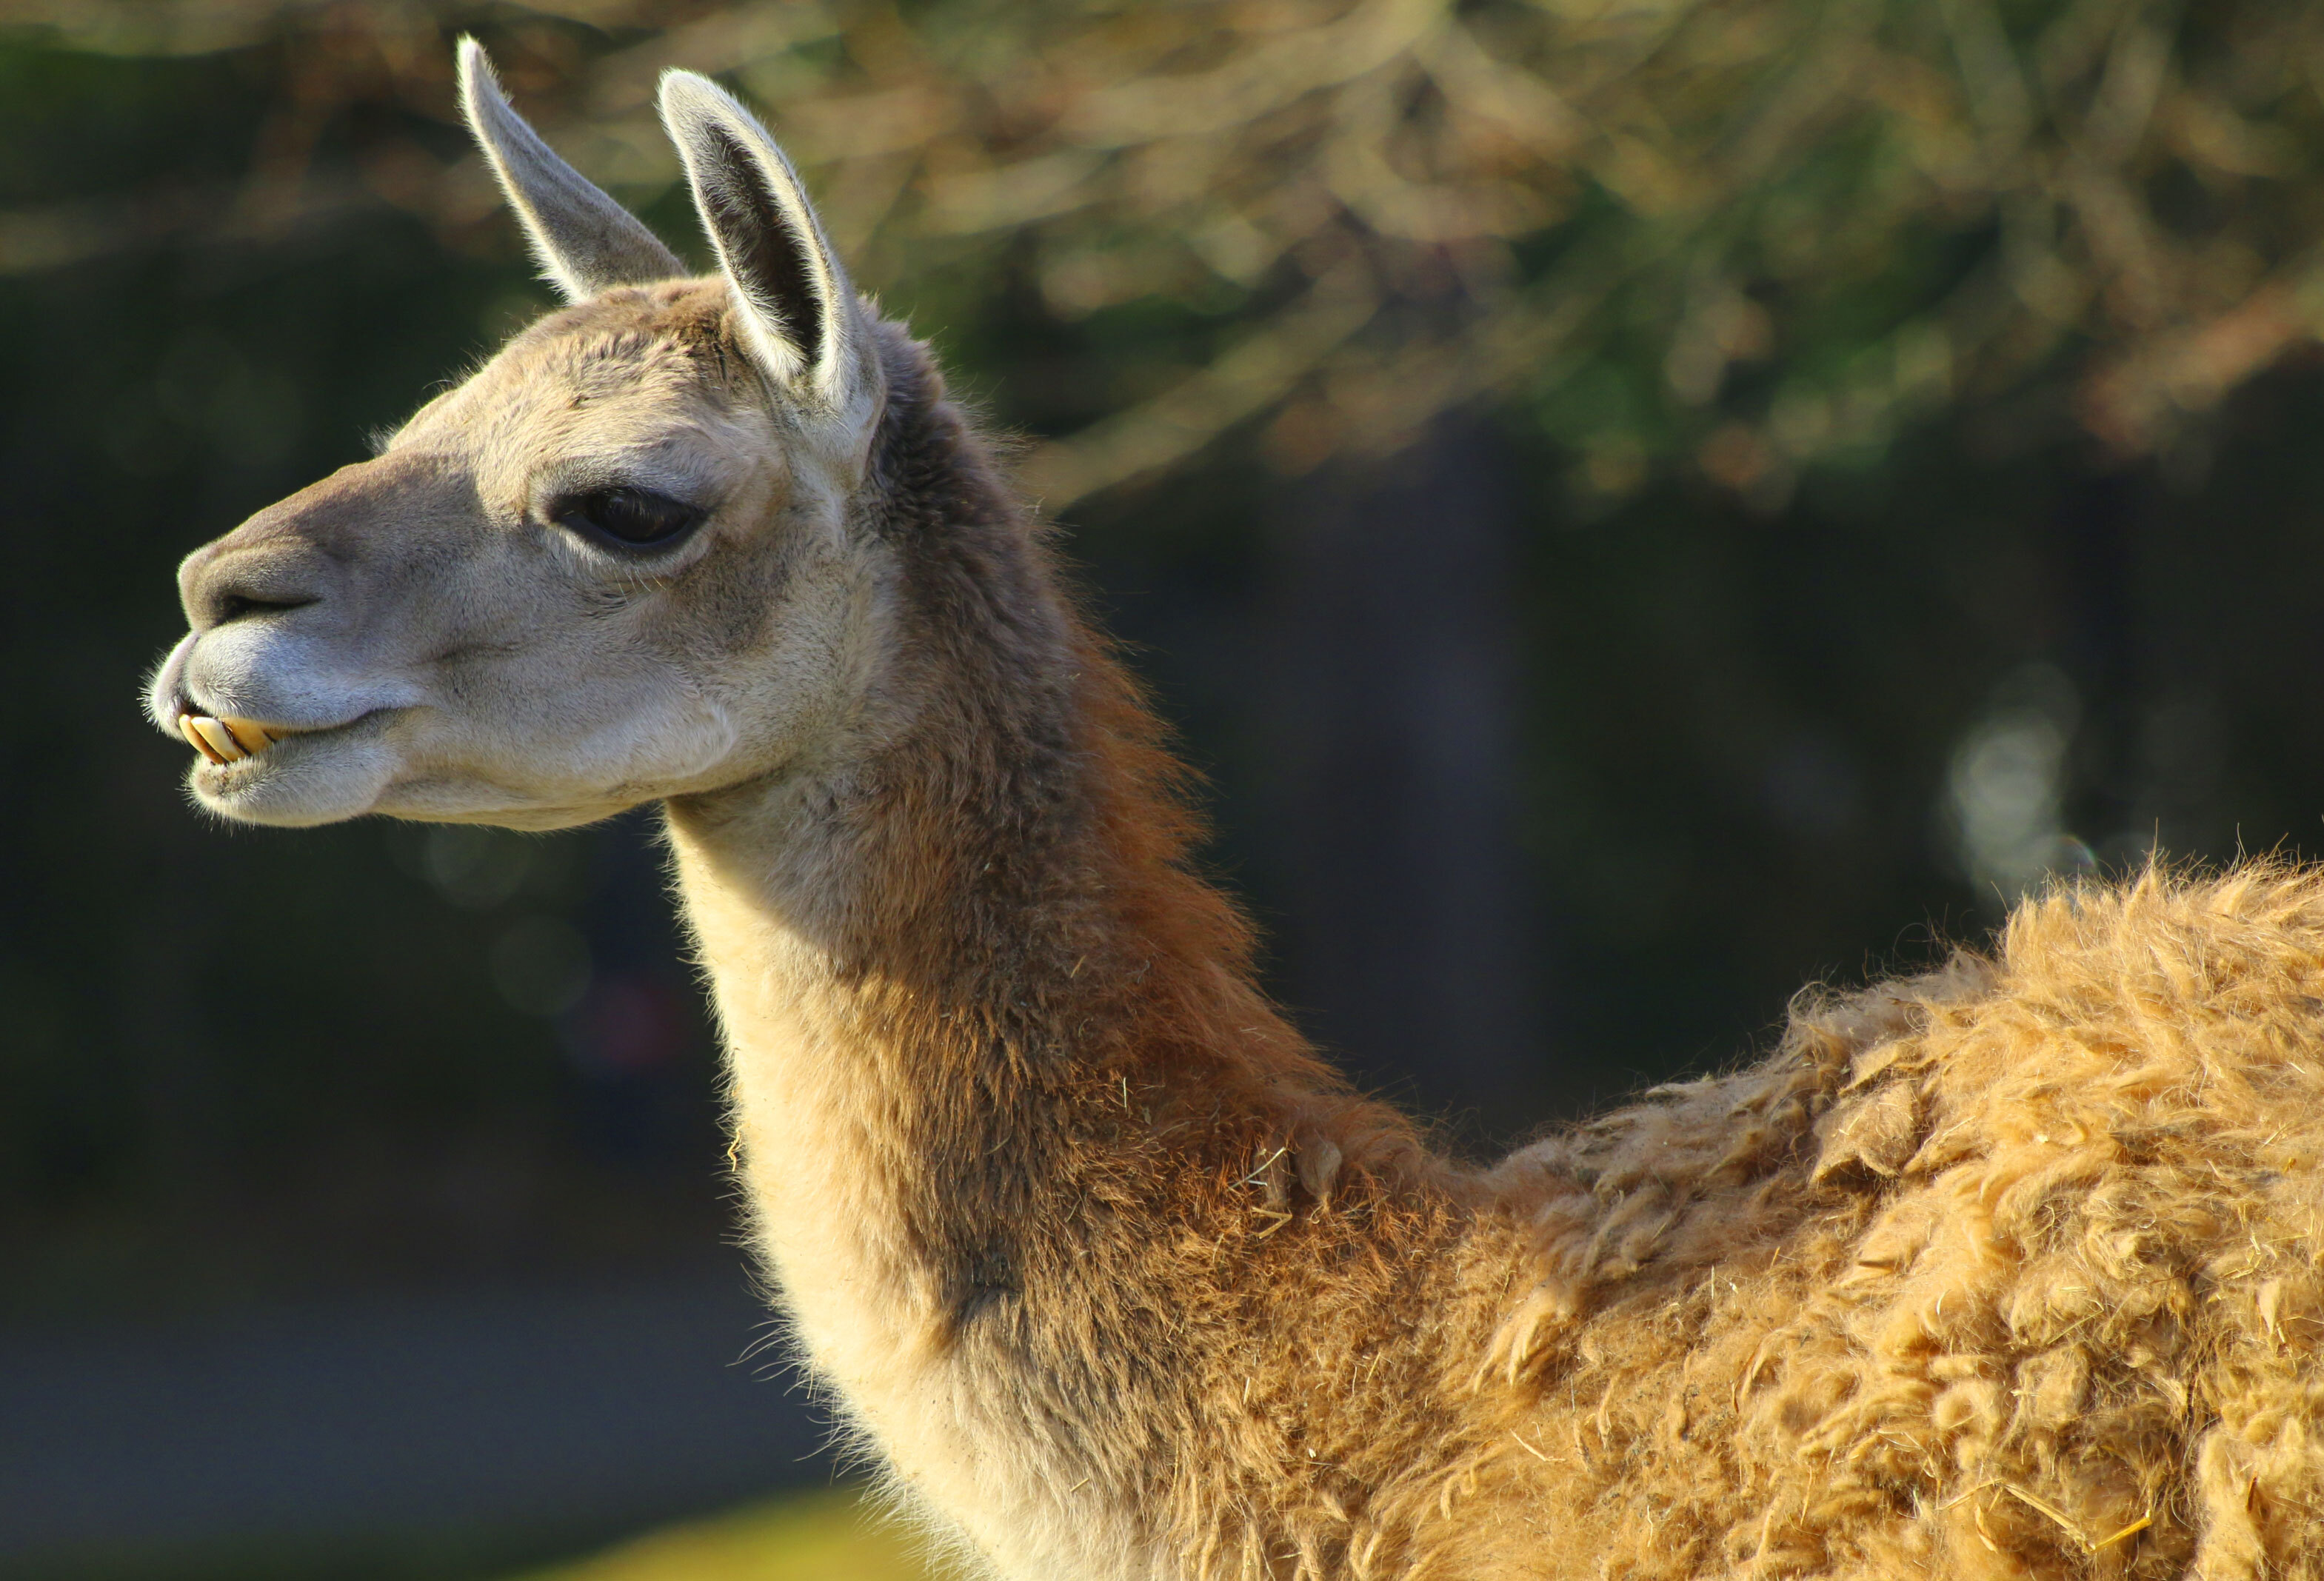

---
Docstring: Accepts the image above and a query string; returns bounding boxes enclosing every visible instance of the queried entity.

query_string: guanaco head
[146,43,895,829]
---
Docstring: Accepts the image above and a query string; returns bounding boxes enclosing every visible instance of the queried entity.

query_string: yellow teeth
[178,713,277,765]
[221,717,273,753]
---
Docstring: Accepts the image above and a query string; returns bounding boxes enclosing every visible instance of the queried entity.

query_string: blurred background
[4,0,2323,1574]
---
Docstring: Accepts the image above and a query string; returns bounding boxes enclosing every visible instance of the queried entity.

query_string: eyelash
[549,486,705,552]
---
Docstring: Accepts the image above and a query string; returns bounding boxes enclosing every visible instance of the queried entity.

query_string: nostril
[182,544,330,631]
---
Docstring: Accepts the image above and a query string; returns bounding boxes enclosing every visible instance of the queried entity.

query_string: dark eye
[551,486,703,550]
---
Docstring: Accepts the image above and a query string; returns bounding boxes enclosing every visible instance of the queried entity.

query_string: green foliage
[505,1488,931,1581]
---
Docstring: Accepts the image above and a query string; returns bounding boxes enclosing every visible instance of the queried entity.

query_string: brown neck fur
[661,328,1463,1576]
[678,321,1432,1178]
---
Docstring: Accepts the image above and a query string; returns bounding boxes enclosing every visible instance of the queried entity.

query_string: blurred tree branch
[7,0,2322,505]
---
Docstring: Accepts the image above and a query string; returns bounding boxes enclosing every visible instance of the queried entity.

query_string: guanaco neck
[658,341,1450,1562]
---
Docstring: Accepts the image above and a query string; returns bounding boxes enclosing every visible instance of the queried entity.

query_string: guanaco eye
[551,486,703,550]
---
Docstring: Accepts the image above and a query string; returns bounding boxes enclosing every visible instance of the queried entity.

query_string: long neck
[661,355,1453,1577]
[664,622,1395,1311]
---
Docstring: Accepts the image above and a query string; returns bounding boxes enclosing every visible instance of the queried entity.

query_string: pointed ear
[457,39,681,301]
[658,71,873,413]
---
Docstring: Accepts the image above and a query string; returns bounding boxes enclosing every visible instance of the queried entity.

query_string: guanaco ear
[457,39,681,301]
[658,70,873,414]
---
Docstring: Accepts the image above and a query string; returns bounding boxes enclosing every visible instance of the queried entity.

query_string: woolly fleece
[1472,863,2324,1578]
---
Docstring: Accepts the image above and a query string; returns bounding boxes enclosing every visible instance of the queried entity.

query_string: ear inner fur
[695,124,828,378]
[455,39,681,299]
[658,72,850,400]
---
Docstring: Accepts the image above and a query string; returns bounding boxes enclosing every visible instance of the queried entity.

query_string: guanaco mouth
[178,712,294,765]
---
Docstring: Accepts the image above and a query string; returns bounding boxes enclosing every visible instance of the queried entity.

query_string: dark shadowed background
[4,1,2324,1574]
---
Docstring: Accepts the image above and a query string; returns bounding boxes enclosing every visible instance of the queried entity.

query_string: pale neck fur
[665,730,1239,1580]
[664,783,987,1497]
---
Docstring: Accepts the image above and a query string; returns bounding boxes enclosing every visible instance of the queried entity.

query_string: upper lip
[150,635,388,764]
